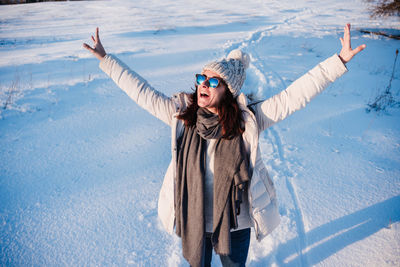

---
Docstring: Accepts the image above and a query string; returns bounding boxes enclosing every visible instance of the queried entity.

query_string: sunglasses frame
[195,74,222,89]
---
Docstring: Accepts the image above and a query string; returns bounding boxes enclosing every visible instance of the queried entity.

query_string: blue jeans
[204,228,251,267]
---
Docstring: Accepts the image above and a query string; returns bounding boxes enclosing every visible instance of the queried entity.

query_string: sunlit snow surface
[0,0,399,266]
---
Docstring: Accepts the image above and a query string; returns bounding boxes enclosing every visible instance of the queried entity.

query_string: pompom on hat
[202,49,250,97]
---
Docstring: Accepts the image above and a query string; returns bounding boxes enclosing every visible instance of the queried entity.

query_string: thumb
[83,43,92,50]
[352,44,366,56]
[83,43,96,54]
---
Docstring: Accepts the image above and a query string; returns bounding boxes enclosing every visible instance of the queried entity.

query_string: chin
[197,100,207,108]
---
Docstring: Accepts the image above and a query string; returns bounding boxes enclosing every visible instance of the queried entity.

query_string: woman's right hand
[83,27,107,60]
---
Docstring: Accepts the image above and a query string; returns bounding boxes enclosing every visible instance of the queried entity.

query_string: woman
[83,24,365,267]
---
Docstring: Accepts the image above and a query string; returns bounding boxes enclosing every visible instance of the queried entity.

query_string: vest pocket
[258,166,276,200]
[249,171,271,213]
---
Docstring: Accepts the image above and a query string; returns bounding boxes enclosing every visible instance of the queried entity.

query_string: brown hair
[177,84,245,139]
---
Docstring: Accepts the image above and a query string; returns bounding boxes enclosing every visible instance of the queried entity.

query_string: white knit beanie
[202,49,250,97]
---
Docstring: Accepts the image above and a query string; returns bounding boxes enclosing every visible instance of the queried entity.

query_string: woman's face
[197,70,227,114]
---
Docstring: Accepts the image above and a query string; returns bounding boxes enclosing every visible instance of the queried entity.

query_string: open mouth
[200,92,209,97]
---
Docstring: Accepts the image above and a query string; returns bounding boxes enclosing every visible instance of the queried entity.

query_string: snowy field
[1,0,399,266]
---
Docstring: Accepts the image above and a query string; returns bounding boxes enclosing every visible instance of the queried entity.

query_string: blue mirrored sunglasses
[195,74,221,89]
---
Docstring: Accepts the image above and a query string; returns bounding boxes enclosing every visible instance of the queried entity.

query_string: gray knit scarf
[175,107,250,267]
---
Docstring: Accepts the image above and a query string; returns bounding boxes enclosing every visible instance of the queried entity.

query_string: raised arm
[254,23,365,132]
[83,28,177,126]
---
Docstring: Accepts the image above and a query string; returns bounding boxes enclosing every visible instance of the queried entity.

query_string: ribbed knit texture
[203,49,250,97]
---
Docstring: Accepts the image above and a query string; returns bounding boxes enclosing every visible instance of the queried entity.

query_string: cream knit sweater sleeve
[255,54,348,132]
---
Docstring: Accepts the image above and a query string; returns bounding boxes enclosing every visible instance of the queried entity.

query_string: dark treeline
[1,0,83,4]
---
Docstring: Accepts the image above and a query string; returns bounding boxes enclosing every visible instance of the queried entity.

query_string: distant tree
[366,0,400,18]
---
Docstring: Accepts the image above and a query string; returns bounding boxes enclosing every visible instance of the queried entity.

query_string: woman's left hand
[338,23,366,64]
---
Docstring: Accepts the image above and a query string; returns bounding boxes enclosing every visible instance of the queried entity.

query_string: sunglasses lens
[196,74,206,85]
[208,78,219,88]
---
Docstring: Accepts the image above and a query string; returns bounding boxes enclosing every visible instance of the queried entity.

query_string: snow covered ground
[1,0,399,266]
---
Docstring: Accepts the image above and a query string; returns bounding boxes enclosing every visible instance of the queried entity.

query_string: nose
[200,79,210,88]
